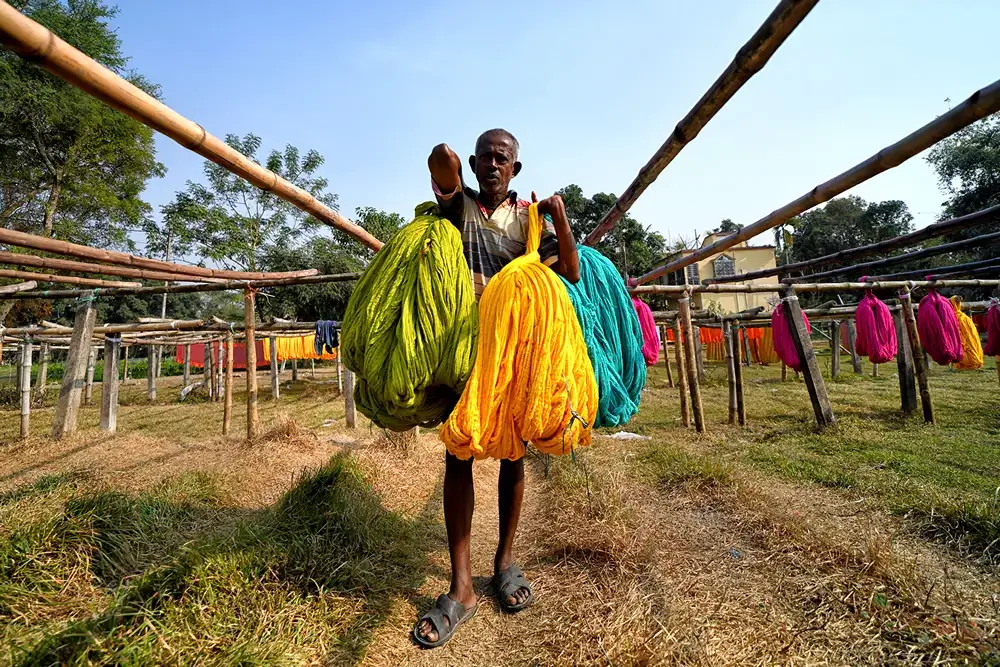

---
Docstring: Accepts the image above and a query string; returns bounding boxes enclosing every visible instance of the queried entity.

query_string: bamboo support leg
[872,363,879,377]
[203,343,213,399]
[740,326,753,366]
[122,344,129,384]
[310,358,315,379]
[35,341,48,404]
[661,324,674,388]
[894,310,917,415]
[733,321,746,426]
[19,341,32,439]
[269,336,279,400]
[781,362,788,381]
[52,298,97,439]
[291,358,298,382]
[693,325,706,382]
[223,334,234,436]
[781,288,836,429]
[830,321,842,378]
[337,351,343,392]
[724,321,737,425]
[216,341,223,400]
[672,320,690,427]
[183,344,191,387]
[148,345,158,401]
[679,297,705,433]
[899,289,934,424]
[846,319,862,374]
[100,335,120,432]
[244,289,260,439]
[344,369,356,428]
[84,346,96,405]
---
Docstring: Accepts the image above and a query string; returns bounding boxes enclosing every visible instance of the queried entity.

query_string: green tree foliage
[557,184,666,278]
[716,218,742,234]
[789,196,914,263]
[0,0,164,247]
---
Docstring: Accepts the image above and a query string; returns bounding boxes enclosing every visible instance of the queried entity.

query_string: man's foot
[414,590,478,647]
[493,564,533,612]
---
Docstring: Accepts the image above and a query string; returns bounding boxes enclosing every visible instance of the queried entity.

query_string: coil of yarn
[854,290,896,363]
[917,290,964,366]
[771,298,811,371]
[632,296,660,365]
[985,299,1000,357]
[562,246,645,428]
[341,202,478,430]
[950,296,983,370]
[440,203,597,461]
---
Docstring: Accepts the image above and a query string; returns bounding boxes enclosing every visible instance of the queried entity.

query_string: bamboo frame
[632,279,1000,296]
[868,260,1000,282]
[0,268,141,288]
[638,79,1000,284]
[0,280,37,294]
[0,3,382,252]
[245,288,259,439]
[584,0,819,245]
[0,250,227,283]
[703,203,1000,284]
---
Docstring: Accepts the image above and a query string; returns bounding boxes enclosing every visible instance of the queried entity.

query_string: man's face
[470,134,520,200]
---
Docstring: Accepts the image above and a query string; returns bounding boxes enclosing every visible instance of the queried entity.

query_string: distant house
[655,231,777,314]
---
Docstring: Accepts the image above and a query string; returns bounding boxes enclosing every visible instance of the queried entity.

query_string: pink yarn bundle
[632,297,660,365]
[854,291,896,363]
[985,300,1000,357]
[771,300,811,371]
[917,290,964,365]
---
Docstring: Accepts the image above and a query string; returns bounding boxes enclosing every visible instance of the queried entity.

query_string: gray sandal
[494,565,534,613]
[413,594,477,649]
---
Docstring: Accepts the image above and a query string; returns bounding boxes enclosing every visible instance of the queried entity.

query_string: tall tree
[790,196,914,263]
[0,0,164,246]
[716,218,742,234]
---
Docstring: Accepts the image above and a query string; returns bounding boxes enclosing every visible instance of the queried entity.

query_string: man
[413,129,580,648]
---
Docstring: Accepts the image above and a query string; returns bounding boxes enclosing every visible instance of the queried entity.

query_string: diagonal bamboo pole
[0,250,228,283]
[639,79,1000,284]
[868,260,1000,282]
[0,2,382,252]
[585,0,819,245]
[0,268,141,288]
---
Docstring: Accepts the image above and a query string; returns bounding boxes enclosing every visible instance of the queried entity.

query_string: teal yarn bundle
[560,245,645,427]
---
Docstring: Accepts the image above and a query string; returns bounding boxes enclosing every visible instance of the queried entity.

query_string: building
[656,232,777,314]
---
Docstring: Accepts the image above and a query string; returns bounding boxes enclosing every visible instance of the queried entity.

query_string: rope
[560,246,645,427]
[341,202,478,430]
[440,203,597,461]
[950,296,983,370]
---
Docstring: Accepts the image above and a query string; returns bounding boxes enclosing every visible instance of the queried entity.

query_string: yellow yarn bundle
[440,203,597,460]
[950,296,984,370]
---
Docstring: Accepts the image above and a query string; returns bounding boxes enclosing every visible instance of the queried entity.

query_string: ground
[0,356,998,665]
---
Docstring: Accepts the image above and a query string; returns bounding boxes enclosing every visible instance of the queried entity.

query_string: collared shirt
[434,183,560,297]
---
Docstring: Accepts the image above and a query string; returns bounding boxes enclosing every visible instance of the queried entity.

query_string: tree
[0,0,164,246]
[557,184,666,278]
[789,196,914,263]
[716,218,742,234]
[164,134,338,273]
[331,205,405,264]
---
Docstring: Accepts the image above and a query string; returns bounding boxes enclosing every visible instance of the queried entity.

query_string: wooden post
[203,342,213,399]
[84,346,96,405]
[724,321,737,425]
[893,309,917,415]
[100,335,120,433]
[846,319,862,374]
[147,345,157,401]
[244,288,260,439]
[291,357,298,382]
[310,358,315,379]
[216,341,223,400]
[672,320,690,427]
[52,298,97,439]
[660,324,674,388]
[780,288,836,429]
[182,344,191,386]
[693,325,706,382]
[830,321,842,378]
[872,363,879,378]
[19,341,32,439]
[733,321,746,426]
[122,344,129,384]
[679,296,705,433]
[344,368,356,428]
[740,325,753,366]
[337,349,343,392]
[269,335,279,400]
[35,341,49,404]
[223,334,234,436]
[899,289,934,424]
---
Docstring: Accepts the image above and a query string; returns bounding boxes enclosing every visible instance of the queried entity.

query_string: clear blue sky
[111,0,999,250]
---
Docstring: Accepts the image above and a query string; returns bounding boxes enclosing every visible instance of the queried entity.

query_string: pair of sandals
[413,565,533,649]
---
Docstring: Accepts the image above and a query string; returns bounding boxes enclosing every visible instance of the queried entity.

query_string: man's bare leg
[495,457,530,607]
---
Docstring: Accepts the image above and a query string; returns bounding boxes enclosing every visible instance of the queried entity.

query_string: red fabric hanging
[174,340,268,370]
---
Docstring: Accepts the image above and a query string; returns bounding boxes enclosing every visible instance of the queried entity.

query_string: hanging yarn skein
[341,202,478,430]
[917,289,964,366]
[440,203,597,461]
[771,297,811,371]
[631,291,660,365]
[950,296,983,370]
[854,289,896,363]
[561,247,645,428]
[986,299,1000,357]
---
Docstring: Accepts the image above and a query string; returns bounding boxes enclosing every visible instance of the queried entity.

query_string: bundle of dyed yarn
[985,299,1000,357]
[950,296,983,370]
[631,294,660,365]
[771,297,811,371]
[916,290,964,366]
[854,289,896,363]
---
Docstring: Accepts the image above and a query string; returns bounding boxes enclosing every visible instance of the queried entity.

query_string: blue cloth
[314,320,339,354]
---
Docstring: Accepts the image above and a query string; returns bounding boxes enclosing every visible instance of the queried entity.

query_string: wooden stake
[19,341,31,439]
[203,342,213,399]
[679,296,705,433]
[781,362,788,381]
[244,288,260,439]
[291,357,298,382]
[35,341,48,404]
[899,289,934,424]
[216,340,223,401]
[52,297,97,439]
[269,335,279,400]
[84,346,96,405]
[100,335,120,432]
[872,363,879,378]
[830,321,842,378]
[780,288,836,429]
[893,309,917,415]
[846,319,862,374]
[740,325,753,366]
[673,320,690,427]
[223,334,233,436]
[147,345,157,401]
[693,324,706,382]
[310,358,315,379]
[733,321,746,426]
[344,369,356,428]
[724,321,737,425]
[182,344,190,386]
[337,349,343,392]
[660,325,674,388]
[122,344,129,384]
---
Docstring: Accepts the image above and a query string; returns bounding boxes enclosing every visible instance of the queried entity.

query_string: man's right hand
[429,143,462,194]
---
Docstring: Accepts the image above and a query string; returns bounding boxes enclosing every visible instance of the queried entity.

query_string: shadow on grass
[4,453,435,665]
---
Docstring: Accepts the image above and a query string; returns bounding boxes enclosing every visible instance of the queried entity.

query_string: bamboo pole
[0,268,141,288]
[0,4,382,252]
[632,279,1000,295]
[19,341,31,439]
[660,324,674,388]
[203,342,213,399]
[84,346,96,405]
[52,298,96,439]
[100,335,120,432]
[269,336,279,400]
[122,344,129,384]
[673,320,690,427]
[781,362,787,381]
[898,289,934,424]
[0,250,227,283]
[780,289,835,429]
[147,345,157,401]
[182,344,191,386]
[1,272,360,301]
[291,358,298,382]
[639,79,1000,284]
[705,203,1000,284]
[789,230,1000,283]
[846,319,862,374]
[223,334,233,436]
[216,340,223,400]
[337,350,343,393]
[244,289,259,439]
[34,341,48,404]
[733,322,746,425]
[310,358,315,379]
[830,321,841,378]
[0,280,37,294]
[893,310,917,415]
[869,259,1000,282]
[872,363,879,378]
[724,321,737,425]
[679,296,705,433]
[344,369,356,428]
[585,0,819,244]
[693,325,706,382]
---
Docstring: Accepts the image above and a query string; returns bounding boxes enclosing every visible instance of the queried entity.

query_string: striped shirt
[434,184,560,297]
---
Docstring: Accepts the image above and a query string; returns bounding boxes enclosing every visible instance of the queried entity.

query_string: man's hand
[532,192,580,283]
[428,143,462,194]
